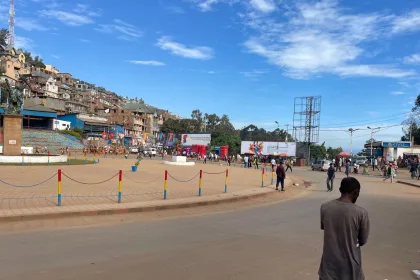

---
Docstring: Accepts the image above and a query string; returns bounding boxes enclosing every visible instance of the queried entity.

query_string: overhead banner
[181,134,211,146]
[240,141,296,156]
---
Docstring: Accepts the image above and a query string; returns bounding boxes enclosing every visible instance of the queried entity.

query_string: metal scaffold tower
[8,0,15,48]
[292,96,321,161]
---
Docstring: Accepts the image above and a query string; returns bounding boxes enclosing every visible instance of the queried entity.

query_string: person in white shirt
[244,156,249,168]
[271,158,276,170]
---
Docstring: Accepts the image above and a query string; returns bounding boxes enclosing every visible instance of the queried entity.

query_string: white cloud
[40,10,94,26]
[240,69,267,79]
[334,65,416,79]
[73,4,101,17]
[189,0,276,13]
[129,60,166,66]
[16,17,50,31]
[391,91,405,95]
[191,0,220,12]
[39,4,100,26]
[15,36,34,50]
[79,39,91,43]
[95,19,143,40]
[51,54,60,59]
[404,53,420,64]
[249,0,276,13]
[391,10,420,33]
[241,0,417,79]
[157,36,214,60]
[166,6,185,14]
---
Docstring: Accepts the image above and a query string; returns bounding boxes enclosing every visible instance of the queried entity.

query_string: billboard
[181,134,211,146]
[240,141,296,156]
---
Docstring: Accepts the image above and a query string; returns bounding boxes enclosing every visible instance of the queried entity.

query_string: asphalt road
[0,169,419,280]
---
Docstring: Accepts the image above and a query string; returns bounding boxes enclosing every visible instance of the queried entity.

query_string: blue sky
[1,0,420,152]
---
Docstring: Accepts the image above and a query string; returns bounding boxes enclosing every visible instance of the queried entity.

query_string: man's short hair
[339,177,361,194]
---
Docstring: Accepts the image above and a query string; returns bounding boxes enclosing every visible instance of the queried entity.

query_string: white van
[148,148,157,156]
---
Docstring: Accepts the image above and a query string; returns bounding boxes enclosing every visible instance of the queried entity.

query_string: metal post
[57,169,62,206]
[163,170,168,199]
[198,170,203,196]
[118,170,122,203]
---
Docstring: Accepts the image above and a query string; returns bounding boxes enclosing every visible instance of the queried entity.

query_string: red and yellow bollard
[118,170,122,203]
[198,170,203,196]
[58,169,62,206]
[261,168,265,187]
[224,169,229,193]
[163,170,168,199]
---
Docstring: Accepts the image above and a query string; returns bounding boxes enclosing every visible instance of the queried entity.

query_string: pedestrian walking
[410,164,417,179]
[319,177,370,280]
[271,158,276,171]
[203,154,207,164]
[254,157,259,169]
[244,156,248,168]
[227,156,231,166]
[372,157,379,171]
[345,160,350,177]
[275,161,286,191]
[286,159,293,172]
[337,157,342,172]
[383,164,394,183]
[326,163,335,192]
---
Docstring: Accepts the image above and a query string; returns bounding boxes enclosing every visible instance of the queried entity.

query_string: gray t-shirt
[319,200,370,280]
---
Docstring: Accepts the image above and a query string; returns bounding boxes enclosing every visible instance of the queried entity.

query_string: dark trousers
[286,165,292,172]
[372,164,378,171]
[276,177,284,190]
[327,177,334,191]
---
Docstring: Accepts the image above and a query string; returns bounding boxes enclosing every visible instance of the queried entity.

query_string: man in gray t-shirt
[319,177,370,280]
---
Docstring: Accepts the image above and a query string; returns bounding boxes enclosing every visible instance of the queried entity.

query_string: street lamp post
[367,126,381,163]
[348,128,359,155]
[275,121,279,150]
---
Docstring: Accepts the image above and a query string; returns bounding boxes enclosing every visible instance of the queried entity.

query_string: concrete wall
[0,155,67,163]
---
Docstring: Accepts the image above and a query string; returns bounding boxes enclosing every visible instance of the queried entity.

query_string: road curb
[0,188,277,223]
[396,180,420,188]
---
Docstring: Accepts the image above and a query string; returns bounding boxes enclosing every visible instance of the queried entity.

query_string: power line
[319,111,410,128]
[320,124,403,141]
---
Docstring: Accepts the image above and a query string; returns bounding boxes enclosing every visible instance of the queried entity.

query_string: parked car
[147,148,157,156]
[129,147,138,153]
[355,156,367,165]
[312,160,332,171]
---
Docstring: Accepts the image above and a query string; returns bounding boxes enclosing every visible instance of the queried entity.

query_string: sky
[1,0,420,152]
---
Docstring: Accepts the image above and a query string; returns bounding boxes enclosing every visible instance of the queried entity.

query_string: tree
[210,131,241,155]
[310,142,327,160]
[204,113,220,133]
[0,29,8,46]
[326,146,343,160]
[23,51,46,68]
[239,125,293,142]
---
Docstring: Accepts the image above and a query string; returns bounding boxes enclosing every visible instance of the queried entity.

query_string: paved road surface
[0,169,419,280]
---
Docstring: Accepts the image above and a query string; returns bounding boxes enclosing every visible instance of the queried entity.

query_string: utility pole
[410,118,413,153]
[285,124,289,143]
[367,126,380,162]
[348,128,359,155]
[275,121,279,150]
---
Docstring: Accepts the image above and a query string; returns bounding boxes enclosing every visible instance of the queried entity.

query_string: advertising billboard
[240,141,296,156]
[181,134,211,146]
